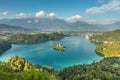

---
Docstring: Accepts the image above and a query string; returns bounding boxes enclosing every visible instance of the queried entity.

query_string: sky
[0,0,120,24]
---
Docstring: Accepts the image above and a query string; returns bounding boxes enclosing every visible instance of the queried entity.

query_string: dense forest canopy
[59,57,120,80]
[9,32,65,43]
[90,29,120,58]
[0,56,120,80]
[90,29,120,42]
[0,56,58,80]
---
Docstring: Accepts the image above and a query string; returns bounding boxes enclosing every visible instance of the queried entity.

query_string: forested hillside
[9,32,65,43]
[59,57,120,80]
[1,56,120,80]
[90,29,120,57]
[90,29,120,42]
[0,56,58,80]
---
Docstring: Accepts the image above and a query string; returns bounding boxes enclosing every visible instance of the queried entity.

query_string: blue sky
[0,0,120,24]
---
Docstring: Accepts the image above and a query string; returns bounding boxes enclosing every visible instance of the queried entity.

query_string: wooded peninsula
[90,29,120,58]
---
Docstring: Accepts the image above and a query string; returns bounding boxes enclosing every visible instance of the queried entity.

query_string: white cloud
[16,12,31,18]
[86,20,96,24]
[35,10,45,17]
[85,0,120,14]
[2,11,9,15]
[48,12,56,18]
[66,15,82,22]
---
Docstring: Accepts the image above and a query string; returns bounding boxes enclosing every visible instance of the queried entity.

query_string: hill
[0,24,28,31]
[59,57,120,80]
[9,32,65,43]
[0,18,70,31]
[1,56,120,80]
[90,29,120,57]
[0,18,120,32]
[90,29,120,42]
[0,56,58,80]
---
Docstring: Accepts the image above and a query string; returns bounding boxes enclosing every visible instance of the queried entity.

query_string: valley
[0,0,120,79]
[0,28,120,80]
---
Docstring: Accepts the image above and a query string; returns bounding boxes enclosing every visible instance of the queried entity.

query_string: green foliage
[0,56,58,80]
[90,29,120,42]
[23,68,57,80]
[59,57,120,80]
[6,56,32,71]
[0,65,58,80]
[96,42,120,58]
[53,43,66,51]
[90,29,120,58]
[1,56,120,80]
[9,32,65,43]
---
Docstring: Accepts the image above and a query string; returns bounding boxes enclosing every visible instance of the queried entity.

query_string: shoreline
[0,42,12,54]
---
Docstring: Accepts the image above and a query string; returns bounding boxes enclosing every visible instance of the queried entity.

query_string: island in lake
[53,43,66,51]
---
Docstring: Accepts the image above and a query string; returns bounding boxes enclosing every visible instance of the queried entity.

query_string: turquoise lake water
[0,36,103,70]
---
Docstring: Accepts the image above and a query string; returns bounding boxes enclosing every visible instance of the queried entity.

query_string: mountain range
[0,24,27,31]
[0,18,120,32]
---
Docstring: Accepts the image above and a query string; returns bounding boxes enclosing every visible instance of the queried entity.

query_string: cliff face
[0,42,11,54]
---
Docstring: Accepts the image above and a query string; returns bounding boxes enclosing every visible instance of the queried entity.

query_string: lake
[0,36,103,70]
